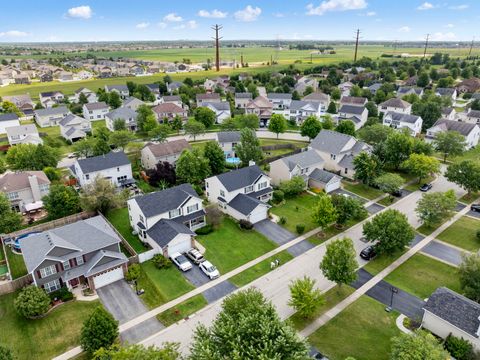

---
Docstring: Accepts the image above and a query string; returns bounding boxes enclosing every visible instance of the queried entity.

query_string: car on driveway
[471,204,480,212]
[199,260,220,279]
[170,252,192,272]
[419,183,432,192]
[360,245,376,260]
[185,248,205,264]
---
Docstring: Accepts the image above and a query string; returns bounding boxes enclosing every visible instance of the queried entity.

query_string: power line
[211,24,223,72]
[423,33,430,60]
[354,29,361,62]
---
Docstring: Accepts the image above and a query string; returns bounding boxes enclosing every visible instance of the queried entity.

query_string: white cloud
[234,5,262,22]
[273,12,285,17]
[197,9,227,18]
[431,32,456,40]
[417,2,434,10]
[0,30,28,38]
[187,20,197,29]
[306,0,367,16]
[66,5,92,19]
[163,13,183,22]
[449,4,468,10]
[136,22,150,29]
[366,11,376,16]
[445,23,454,28]
[157,22,167,29]
[397,26,411,33]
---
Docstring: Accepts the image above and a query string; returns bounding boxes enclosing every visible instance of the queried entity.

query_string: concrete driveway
[467,210,480,219]
[366,203,384,214]
[254,220,296,245]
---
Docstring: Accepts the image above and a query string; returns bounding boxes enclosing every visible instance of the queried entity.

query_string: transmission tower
[423,34,430,59]
[354,29,361,62]
[468,37,475,57]
[211,24,223,72]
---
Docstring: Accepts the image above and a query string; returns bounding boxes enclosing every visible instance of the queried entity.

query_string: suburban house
[367,83,382,94]
[71,88,98,104]
[152,103,188,122]
[39,91,65,108]
[422,287,480,351]
[127,184,205,257]
[309,130,371,179]
[383,112,423,137]
[141,139,191,169]
[105,107,138,131]
[3,95,34,116]
[396,86,424,98]
[234,92,252,109]
[245,96,273,127]
[166,81,182,94]
[217,131,241,159]
[289,101,323,124]
[379,98,412,115]
[70,151,133,188]
[201,102,231,124]
[340,96,368,107]
[295,77,318,95]
[20,216,128,292]
[40,73,53,82]
[160,95,183,108]
[196,93,221,106]
[82,102,109,121]
[34,106,70,127]
[463,109,480,125]
[267,93,293,113]
[123,97,145,111]
[456,77,480,94]
[205,165,272,224]
[0,171,50,212]
[105,84,129,99]
[59,114,91,142]
[6,124,43,146]
[441,107,456,120]
[338,81,354,97]
[302,92,330,112]
[337,105,368,129]
[435,87,457,101]
[0,113,20,134]
[426,119,480,149]
[308,168,343,193]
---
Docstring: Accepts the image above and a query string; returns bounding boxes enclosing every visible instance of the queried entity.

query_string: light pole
[385,286,398,312]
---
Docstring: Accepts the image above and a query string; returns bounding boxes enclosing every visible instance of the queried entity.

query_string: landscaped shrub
[272,190,284,204]
[444,334,475,360]
[14,285,51,319]
[80,306,119,355]
[125,264,141,282]
[296,224,305,234]
[239,219,254,230]
[279,216,287,225]
[152,254,172,269]
[49,287,74,302]
[279,176,305,197]
[195,224,214,235]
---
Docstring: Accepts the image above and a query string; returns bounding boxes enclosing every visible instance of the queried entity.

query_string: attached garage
[93,267,124,289]
[309,168,342,193]
[248,205,269,224]
[145,218,196,258]
[226,193,270,224]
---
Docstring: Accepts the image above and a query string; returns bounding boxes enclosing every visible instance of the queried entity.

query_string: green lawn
[308,296,400,360]
[437,216,480,252]
[5,247,27,279]
[289,285,355,331]
[363,249,407,276]
[230,250,293,287]
[196,218,277,273]
[307,218,363,246]
[137,260,195,309]
[0,244,5,261]
[404,175,435,192]
[385,253,462,299]
[0,292,100,360]
[270,193,319,233]
[259,139,308,157]
[105,208,148,254]
[459,192,480,204]
[156,294,207,326]
[416,219,447,236]
[342,182,383,200]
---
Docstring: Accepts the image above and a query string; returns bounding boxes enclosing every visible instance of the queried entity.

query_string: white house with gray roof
[289,100,323,124]
[70,151,133,188]
[0,171,50,212]
[267,93,292,112]
[205,165,272,224]
[123,97,145,111]
[105,107,138,131]
[34,106,69,127]
[0,113,20,134]
[59,114,91,142]
[383,111,423,136]
[302,92,330,111]
[234,92,252,109]
[422,287,480,350]
[379,98,412,115]
[435,87,457,101]
[141,139,191,169]
[6,124,43,146]
[82,102,109,121]
[216,131,241,159]
[337,104,368,130]
[127,184,204,257]
[20,216,128,292]
[201,101,231,124]
[426,119,480,149]
[396,86,424,98]
[104,84,129,99]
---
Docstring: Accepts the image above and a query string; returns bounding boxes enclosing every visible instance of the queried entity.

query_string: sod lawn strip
[342,182,384,200]
[436,216,480,252]
[363,249,407,276]
[156,294,208,326]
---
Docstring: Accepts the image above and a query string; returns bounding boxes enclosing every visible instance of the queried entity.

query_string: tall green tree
[43,185,81,220]
[459,253,480,303]
[14,286,50,319]
[401,153,440,184]
[235,114,259,129]
[357,124,394,146]
[434,131,466,162]
[353,152,382,185]
[112,118,126,131]
[390,331,449,360]
[327,101,337,114]
[175,148,211,185]
[148,124,170,143]
[109,130,135,150]
[374,173,404,195]
[335,120,356,136]
[80,177,126,214]
[73,137,96,158]
[311,194,338,232]
[170,115,183,134]
[203,141,225,175]
[194,107,216,128]
[136,105,156,132]
[0,192,22,233]
[445,160,480,195]
[288,276,325,319]
[383,132,413,170]
[80,306,119,355]
[300,115,322,140]
[319,237,358,288]
[235,128,263,166]
[220,117,238,131]
[415,190,457,228]
[331,194,368,226]
[268,114,287,139]
[6,144,60,171]
[184,120,206,141]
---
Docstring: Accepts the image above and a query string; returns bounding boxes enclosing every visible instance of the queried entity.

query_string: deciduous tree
[0,193,22,234]
[357,124,394,146]
[148,124,170,143]
[203,141,225,175]
[445,160,480,195]
[235,114,259,129]
[109,130,135,150]
[194,107,216,128]
[146,161,176,188]
[415,190,457,228]
[311,194,338,232]
[390,331,449,360]
[319,237,358,287]
[80,306,119,355]
[335,120,356,136]
[14,286,50,319]
[374,173,404,195]
[288,276,325,319]
[43,185,81,220]
[300,115,322,140]
[383,132,413,170]
[459,253,480,303]
[184,120,206,141]
[93,343,180,360]
[279,176,305,197]
[268,114,287,139]
[353,152,382,185]
[434,131,466,162]
[80,177,126,214]
[331,194,368,225]
[175,148,211,185]
[6,144,60,171]
[235,128,263,166]
[402,153,440,184]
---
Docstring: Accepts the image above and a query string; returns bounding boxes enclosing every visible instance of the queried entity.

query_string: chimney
[28,174,42,202]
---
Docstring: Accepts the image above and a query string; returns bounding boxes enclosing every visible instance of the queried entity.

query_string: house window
[206,182,209,188]
[40,265,57,278]
[6,192,19,200]
[117,167,120,172]
[76,256,84,265]
[187,203,199,214]
[330,154,336,160]
[344,168,348,174]
[44,279,61,293]
[220,190,225,198]
[63,260,71,270]
[258,181,268,190]
[139,214,144,223]
[39,184,49,192]
[169,208,181,218]
[85,174,90,180]
[244,185,254,193]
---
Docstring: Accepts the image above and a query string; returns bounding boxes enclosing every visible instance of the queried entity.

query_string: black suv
[419,183,433,192]
[360,245,376,260]
[471,204,480,212]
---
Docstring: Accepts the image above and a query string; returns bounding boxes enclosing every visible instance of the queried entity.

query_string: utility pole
[423,33,430,59]
[211,24,223,72]
[468,37,475,57]
[393,40,398,55]
[354,29,361,62]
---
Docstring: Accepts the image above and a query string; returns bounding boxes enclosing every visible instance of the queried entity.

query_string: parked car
[200,260,220,279]
[391,189,402,197]
[471,204,480,212]
[170,252,192,272]
[360,245,376,261]
[185,248,205,264]
[311,352,329,360]
[419,183,433,192]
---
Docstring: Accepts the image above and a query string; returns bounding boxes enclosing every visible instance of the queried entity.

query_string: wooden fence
[0,274,32,295]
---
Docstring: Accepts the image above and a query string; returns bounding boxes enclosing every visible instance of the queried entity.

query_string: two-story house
[435,87,457,101]
[205,165,272,224]
[196,93,221,107]
[340,96,368,107]
[6,124,43,146]
[159,95,183,109]
[201,102,231,124]
[441,107,456,121]
[152,103,188,123]
[0,113,20,134]
[70,88,98,104]
[105,85,129,99]
[267,93,292,116]
[383,112,423,137]
[59,114,91,142]
[34,106,70,128]
[105,107,138,132]
[20,216,128,292]
[141,139,191,169]
[217,131,241,159]
[396,86,424,98]
[127,184,205,257]
[463,109,480,125]
[337,104,368,130]
[302,92,330,113]
[82,102,109,121]
[70,151,133,188]
[39,91,65,108]
[289,101,323,125]
[426,119,480,149]
[379,98,412,115]
[269,149,321,184]
[0,171,50,212]
[3,94,34,116]
[123,97,145,111]
[245,96,273,127]
[234,92,252,109]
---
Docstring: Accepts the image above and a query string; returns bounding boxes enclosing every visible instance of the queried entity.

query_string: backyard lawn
[137,260,195,309]
[0,292,100,360]
[437,216,480,252]
[106,208,148,254]
[270,193,319,233]
[5,247,28,279]
[308,296,400,360]
[342,182,383,200]
[384,254,462,299]
[196,218,277,273]
[156,294,207,326]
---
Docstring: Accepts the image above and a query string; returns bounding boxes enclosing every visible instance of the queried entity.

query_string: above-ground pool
[226,157,240,164]
[14,232,41,252]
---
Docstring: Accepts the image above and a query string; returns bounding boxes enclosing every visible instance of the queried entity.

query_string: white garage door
[93,267,124,289]
[248,206,268,224]
[166,241,191,258]
[325,179,341,193]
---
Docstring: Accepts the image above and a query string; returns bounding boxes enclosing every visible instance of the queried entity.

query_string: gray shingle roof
[106,107,137,121]
[380,98,411,109]
[338,153,356,169]
[5,124,39,138]
[228,193,267,216]
[302,92,329,102]
[468,110,480,118]
[290,100,320,111]
[397,86,423,96]
[436,88,456,96]
[214,165,266,192]
[339,104,365,115]
[76,151,130,174]
[197,93,220,101]
[34,106,69,117]
[309,168,340,184]
[310,130,355,154]
[106,85,128,92]
[281,149,323,171]
[341,96,367,105]
[204,101,231,111]
[162,95,181,102]
[147,218,194,248]
[0,170,49,192]
[217,131,241,143]
[0,113,19,122]
[235,92,252,99]
[145,139,190,158]
[424,287,480,338]
[84,102,108,111]
[59,114,85,127]
[267,93,292,100]
[385,111,422,124]
[132,183,199,218]
[431,118,478,136]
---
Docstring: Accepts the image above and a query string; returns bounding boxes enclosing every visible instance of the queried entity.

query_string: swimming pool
[226,157,240,164]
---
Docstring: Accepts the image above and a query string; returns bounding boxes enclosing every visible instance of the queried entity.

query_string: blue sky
[0,0,477,42]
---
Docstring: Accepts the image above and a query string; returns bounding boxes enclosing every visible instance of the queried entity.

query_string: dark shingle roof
[0,113,19,122]
[380,98,411,109]
[235,92,252,99]
[217,131,241,143]
[385,111,422,124]
[309,168,340,184]
[431,118,478,136]
[145,139,190,158]
[310,130,355,154]
[267,93,292,100]
[76,151,130,173]
[214,165,265,192]
[436,88,456,96]
[340,96,367,105]
[302,92,329,102]
[196,93,220,101]
[339,104,365,115]
[281,149,323,171]
[84,102,108,111]
[228,193,267,216]
[146,219,194,248]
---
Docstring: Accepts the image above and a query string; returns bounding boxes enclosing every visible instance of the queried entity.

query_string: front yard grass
[363,249,407,276]
[156,294,208,326]
[105,208,148,254]
[342,182,384,200]
[404,175,434,192]
[137,260,195,309]
[270,193,319,233]
[308,295,400,360]
[459,192,480,204]
[196,218,277,273]
[436,216,480,252]
[384,253,462,299]
[5,247,27,279]
[416,219,447,236]
[0,292,100,360]
[230,250,293,287]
